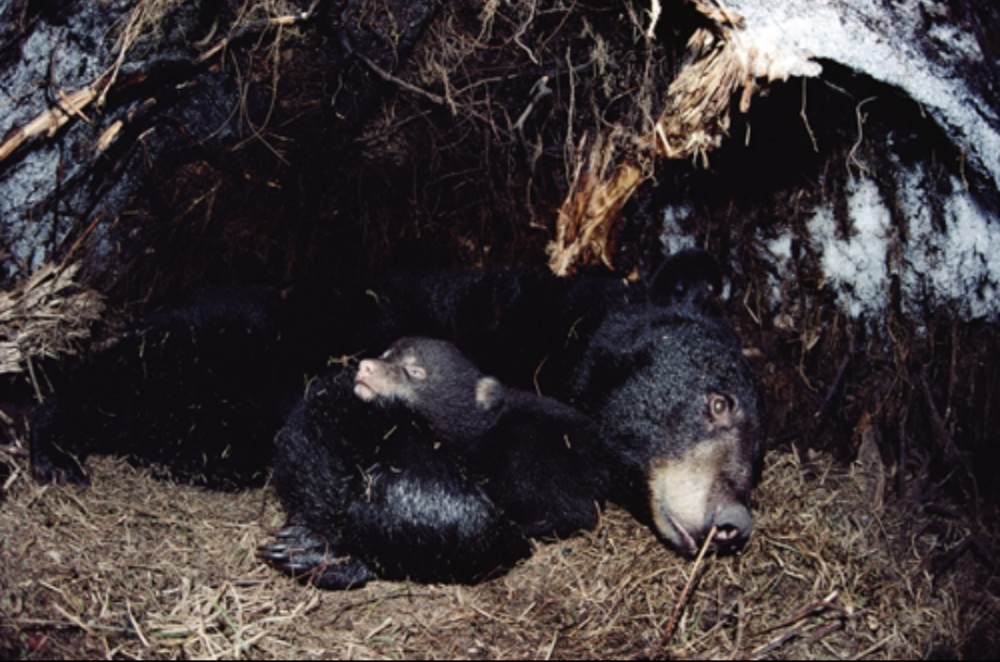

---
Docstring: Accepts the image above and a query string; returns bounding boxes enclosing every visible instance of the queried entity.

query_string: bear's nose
[711,503,752,550]
[356,359,377,379]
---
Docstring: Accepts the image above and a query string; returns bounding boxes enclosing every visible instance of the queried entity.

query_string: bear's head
[571,251,763,555]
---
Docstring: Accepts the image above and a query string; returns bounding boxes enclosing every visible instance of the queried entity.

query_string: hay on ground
[1,447,991,659]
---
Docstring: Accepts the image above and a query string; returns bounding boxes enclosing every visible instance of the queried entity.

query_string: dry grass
[2,445,989,659]
[0,263,104,377]
[544,0,825,275]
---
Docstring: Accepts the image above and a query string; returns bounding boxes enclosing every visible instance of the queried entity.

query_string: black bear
[342,249,763,556]
[261,336,608,588]
[352,336,607,539]
[564,281,761,554]
[29,287,292,488]
[260,364,530,588]
[30,249,762,566]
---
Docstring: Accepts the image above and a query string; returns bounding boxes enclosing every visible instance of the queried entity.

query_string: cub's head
[354,336,504,441]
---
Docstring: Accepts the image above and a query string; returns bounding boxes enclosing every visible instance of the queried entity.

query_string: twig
[752,620,842,658]
[531,354,549,397]
[14,616,133,634]
[749,590,848,658]
[2,463,22,492]
[760,590,844,634]
[194,6,317,65]
[514,76,553,142]
[658,524,717,648]
[852,632,897,659]
[919,370,980,525]
[729,594,746,659]
[846,96,877,178]
[365,617,393,640]
[800,77,819,153]
[0,86,99,163]
[50,602,93,635]
[126,598,152,649]
[815,353,851,422]
[339,33,449,111]
[512,1,540,65]
[646,0,662,39]
[542,631,558,660]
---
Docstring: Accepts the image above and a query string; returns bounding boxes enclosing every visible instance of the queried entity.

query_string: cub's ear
[648,248,723,312]
[475,377,505,411]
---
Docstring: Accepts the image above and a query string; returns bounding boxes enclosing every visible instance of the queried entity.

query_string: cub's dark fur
[32,250,763,581]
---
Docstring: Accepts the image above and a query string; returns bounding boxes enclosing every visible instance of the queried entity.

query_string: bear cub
[354,336,608,539]
[261,337,608,589]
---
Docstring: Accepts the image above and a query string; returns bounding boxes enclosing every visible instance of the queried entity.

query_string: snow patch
[726,0,1000,192]
[797,172,1000,321]
[898,171,1000,319]
[807,178,892,319]
[659,204,698,257]
[763,230,795,306]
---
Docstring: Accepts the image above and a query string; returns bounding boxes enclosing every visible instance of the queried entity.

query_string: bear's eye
[708,393,732,418]
[404,364,427,380]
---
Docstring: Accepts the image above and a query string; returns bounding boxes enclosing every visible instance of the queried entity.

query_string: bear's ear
[475,377,505,410]
[647,248,723,313]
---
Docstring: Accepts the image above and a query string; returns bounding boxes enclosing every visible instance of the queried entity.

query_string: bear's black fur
[262,337,609,588]
[355,336,607,538]
[30,249,763,580]
[453,379,608,540]
[30,287,292,488]
[262,367,532,588]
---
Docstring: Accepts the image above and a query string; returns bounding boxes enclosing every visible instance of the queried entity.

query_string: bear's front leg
[258,525,377,590]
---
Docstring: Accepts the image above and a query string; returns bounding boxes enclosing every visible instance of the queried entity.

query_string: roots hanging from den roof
[548,0,821,274]
[546,131,644,276]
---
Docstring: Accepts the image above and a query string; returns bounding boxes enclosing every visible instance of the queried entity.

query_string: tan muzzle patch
[648,432,747,554]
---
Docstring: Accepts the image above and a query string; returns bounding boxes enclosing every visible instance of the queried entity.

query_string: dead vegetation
[0,0,824,294]
[547,0,821,275]
[0,263,104,377]
[2,1,1000,658]
[1,447,993,659]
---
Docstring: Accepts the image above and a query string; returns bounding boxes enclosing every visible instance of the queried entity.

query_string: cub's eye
[404,365,427,380]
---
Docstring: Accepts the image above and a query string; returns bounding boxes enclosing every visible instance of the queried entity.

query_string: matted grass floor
[1,448,995,659]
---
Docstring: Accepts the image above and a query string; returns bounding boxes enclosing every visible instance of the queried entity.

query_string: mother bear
[260,249,763,588]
